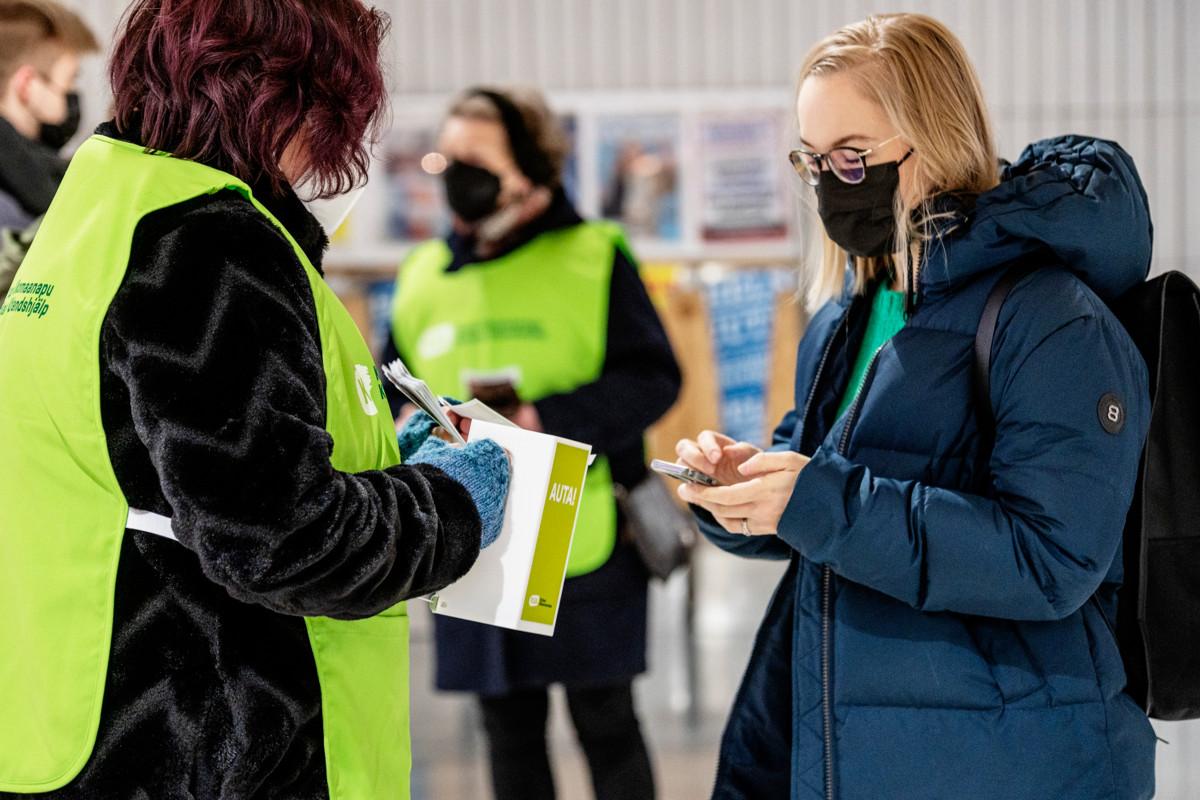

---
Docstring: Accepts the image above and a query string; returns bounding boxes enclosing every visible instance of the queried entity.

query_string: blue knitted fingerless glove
[408,437,511,548]
[396,412,437,461]
[395,397,463,461]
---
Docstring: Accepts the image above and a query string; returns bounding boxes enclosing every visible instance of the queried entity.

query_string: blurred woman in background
[676,13,1156,800]
[385,86,681,800]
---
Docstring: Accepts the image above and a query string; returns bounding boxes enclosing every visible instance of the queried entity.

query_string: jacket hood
[920,135,1153,303]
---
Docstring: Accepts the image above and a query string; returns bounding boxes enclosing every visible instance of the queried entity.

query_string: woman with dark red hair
[0,2,510,798]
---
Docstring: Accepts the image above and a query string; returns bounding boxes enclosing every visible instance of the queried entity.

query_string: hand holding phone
[673,431,763,486]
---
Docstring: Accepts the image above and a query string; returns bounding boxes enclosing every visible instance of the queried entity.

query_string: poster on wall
[383,125,449,243]
[698,112,790,242]
[595,113,682,241]
[705,268,795,447]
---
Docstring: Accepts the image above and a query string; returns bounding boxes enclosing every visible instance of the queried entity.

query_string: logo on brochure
[354,364,379,417]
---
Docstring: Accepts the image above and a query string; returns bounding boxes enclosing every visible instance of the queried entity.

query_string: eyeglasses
[788,134,907,186]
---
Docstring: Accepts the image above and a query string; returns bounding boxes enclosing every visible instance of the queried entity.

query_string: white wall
[71,0,1198,276]
[386,0,1198,276]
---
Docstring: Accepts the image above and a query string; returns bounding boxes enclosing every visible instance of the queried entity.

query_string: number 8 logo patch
[1098,393,1126,435]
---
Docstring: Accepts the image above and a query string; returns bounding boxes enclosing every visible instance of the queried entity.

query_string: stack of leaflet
[381,358,466,444]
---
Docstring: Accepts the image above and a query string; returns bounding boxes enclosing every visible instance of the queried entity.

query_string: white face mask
[298,179,369,237]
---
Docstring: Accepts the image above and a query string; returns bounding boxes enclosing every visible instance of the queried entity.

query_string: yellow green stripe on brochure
[521,442,590,625]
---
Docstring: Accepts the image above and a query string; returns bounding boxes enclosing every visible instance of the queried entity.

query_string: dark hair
[446,87,569,189]
[110,0,390,198]
[0,0,99,88]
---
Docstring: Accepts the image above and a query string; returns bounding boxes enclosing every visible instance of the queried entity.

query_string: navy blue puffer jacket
[703,136,1157,800]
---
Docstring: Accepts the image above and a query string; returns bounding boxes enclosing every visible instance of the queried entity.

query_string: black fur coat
[0,124,483,799]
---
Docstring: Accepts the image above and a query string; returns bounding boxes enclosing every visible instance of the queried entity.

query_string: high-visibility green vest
[0,136,410,798]
[391,223,622,577]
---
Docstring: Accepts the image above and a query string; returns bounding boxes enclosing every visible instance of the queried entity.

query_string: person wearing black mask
[0,0,98,298]
[384,87,682,800]
[674,13,1155,800]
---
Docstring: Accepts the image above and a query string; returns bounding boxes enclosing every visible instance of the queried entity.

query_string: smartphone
[650,459,722,487]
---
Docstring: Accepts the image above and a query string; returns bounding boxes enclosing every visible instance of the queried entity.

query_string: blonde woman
[677,14,1155,800]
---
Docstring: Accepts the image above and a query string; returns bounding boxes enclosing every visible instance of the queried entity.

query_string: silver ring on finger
[741,518,751,536]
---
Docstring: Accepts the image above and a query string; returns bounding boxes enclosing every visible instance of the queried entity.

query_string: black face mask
[443,160,502,222]
[815,154,910,258]
[38,91,81,152]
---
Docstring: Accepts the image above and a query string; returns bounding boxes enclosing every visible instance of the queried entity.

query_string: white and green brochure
[430,417,593,636]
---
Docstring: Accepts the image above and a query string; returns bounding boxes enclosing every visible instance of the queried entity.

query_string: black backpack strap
[974,266,1036,440]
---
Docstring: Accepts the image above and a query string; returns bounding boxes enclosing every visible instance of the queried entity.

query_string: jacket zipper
[796,318,843,447]
[823,344,885,800]
[837,346,882,455]
[806,317,850,800]
[821,563,834,800]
